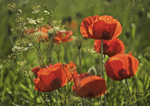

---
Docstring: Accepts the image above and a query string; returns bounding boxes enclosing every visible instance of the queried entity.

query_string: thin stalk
[82,98,86,106]
[101,39,104,78]
[78,48,82,73]
[77,42,85,105]
[39,93,50,106]
[125,79,135,106]
[49,44,53,64]
[101,39,107,106]
[24,28,45,67]
[55,90,58,106]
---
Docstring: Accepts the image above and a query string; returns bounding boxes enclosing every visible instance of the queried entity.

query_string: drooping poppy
[72,73,107,98]
[33,62,76,92]
[53,30,73,44]
[104,53,139,81]
[80,15,122,40]
[37,24,53,42]
[93,38,125,57]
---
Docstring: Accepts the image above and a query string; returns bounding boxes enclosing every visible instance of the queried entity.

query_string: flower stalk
[101,39,107,106]
[78,47,82,73]
[125,79,135,106]
[55,90,59,106]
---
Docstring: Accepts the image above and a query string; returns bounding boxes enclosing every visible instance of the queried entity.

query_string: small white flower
[31,9,40,14]
[48,29,54,34]
[29,43,33,47]
[53,27,60,32]
[27,18,36,24]
[44,10,50,15]
[60,29,66,32]
[18,9,22,13]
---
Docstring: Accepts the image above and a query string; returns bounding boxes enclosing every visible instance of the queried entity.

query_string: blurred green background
[0,0,150,105]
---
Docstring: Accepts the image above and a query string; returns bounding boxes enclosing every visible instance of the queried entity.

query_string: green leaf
[19,83,34,98]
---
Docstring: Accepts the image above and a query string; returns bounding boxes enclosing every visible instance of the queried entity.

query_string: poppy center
[87,89,95,97]
[102,31,110,39]
[50,79,61,89]
[118,69,127,77]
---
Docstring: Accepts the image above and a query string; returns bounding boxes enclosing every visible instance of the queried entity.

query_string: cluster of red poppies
[24,24,73,44]
[31,15,139,98]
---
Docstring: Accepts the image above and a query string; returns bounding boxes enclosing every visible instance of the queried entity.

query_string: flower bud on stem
[76,37,83,73]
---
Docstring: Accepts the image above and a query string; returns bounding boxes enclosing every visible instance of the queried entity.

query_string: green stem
[24,28,45,67]
[78,47,82,73]
[55,90,58,106]
[101,39,107,106]
[125,79,135,106]
[39,93,50,106]
[82,98,86,106]
[101,39,103,77]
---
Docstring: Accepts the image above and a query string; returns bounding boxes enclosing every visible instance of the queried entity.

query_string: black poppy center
[50,79,61,89]
[118,69,127,77]
[87,89,95,97]
[102,31,111,40]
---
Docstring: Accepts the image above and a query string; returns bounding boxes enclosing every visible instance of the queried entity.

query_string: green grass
[0,0,150,105]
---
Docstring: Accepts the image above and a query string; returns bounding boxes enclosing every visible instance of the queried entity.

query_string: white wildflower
[27,18,36,24]
[44,10,50,15]
[18,9,22,13]
[29,43,33,47]
[31,9,40,14]
[53,27,60,32]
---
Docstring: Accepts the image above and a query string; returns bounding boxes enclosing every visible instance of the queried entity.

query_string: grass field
[0,0,150,105]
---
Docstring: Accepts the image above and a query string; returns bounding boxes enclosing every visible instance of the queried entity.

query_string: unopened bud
[76,37,83,49]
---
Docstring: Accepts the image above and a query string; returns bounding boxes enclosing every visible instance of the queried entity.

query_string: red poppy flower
[93,38,125,57]
[104,53,139,81]
[37,24,53,42]
[34,62,76,92]
[72,73,107,98]
[32,65,50,77]
[80,15,122,40]
[53,31,73,44]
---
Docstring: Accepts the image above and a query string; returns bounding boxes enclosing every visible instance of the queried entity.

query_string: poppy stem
[78,47,82,73]
[101,39,107,106]
[55,90,59,106]
[82,98,87,106]
[101,39,104,78]
[125,79,135,106]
